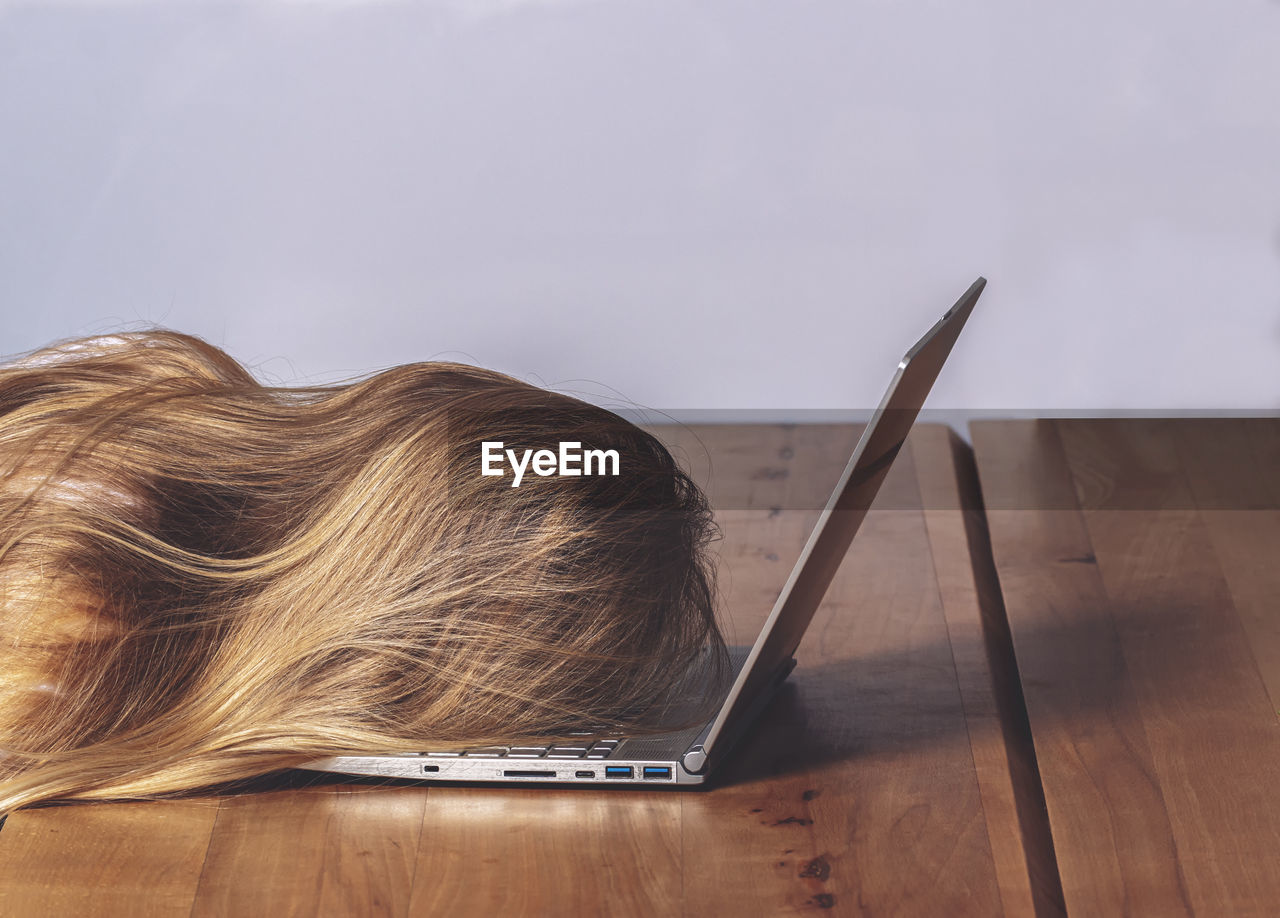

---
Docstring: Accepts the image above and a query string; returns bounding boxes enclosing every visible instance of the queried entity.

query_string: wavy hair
[0,330,727,815]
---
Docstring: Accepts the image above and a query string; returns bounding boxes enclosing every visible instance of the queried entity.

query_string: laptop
[299,277,986,787]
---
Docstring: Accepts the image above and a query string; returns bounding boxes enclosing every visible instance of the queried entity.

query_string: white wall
[2,1,1278,441]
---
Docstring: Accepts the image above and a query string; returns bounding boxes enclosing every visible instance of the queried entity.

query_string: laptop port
[642,766,672,780]
[423,765,440,773]
[604,766,633,779]
[503,769,557,778]
[575,770,595,778]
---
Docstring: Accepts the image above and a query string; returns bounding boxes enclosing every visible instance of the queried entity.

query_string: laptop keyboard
[420,738,620,760]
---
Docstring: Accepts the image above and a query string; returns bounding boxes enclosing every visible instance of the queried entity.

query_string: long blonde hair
[0,330,726,815]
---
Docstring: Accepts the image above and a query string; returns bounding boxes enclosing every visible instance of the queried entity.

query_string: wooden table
[972,419,1280,917]
[0,419,1274,916]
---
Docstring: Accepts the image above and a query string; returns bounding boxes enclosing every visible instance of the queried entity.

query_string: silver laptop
[300,278,985,787]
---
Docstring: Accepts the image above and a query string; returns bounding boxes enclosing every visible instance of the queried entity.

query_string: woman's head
[0,330,727,813]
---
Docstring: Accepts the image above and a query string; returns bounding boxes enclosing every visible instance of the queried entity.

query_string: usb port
[423,765,440,773]
[574,770,595,779]
[604,766,633,779]
[642,766,671,780]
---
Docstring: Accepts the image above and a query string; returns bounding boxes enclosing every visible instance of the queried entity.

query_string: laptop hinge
[681,657,796,775]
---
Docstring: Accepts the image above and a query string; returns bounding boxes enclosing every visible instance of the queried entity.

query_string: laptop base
[298,647,761,787]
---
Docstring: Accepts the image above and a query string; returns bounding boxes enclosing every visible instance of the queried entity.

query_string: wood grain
[677,425,1005,916]
[973,418,1280,916]
[191,784,426,918]
[972,419,1191,916]
[1060,418,1280,915]
[1171,419,1280,720]
[911,424,1063,918]
[407,787,682,915]
[0,800,218,917]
